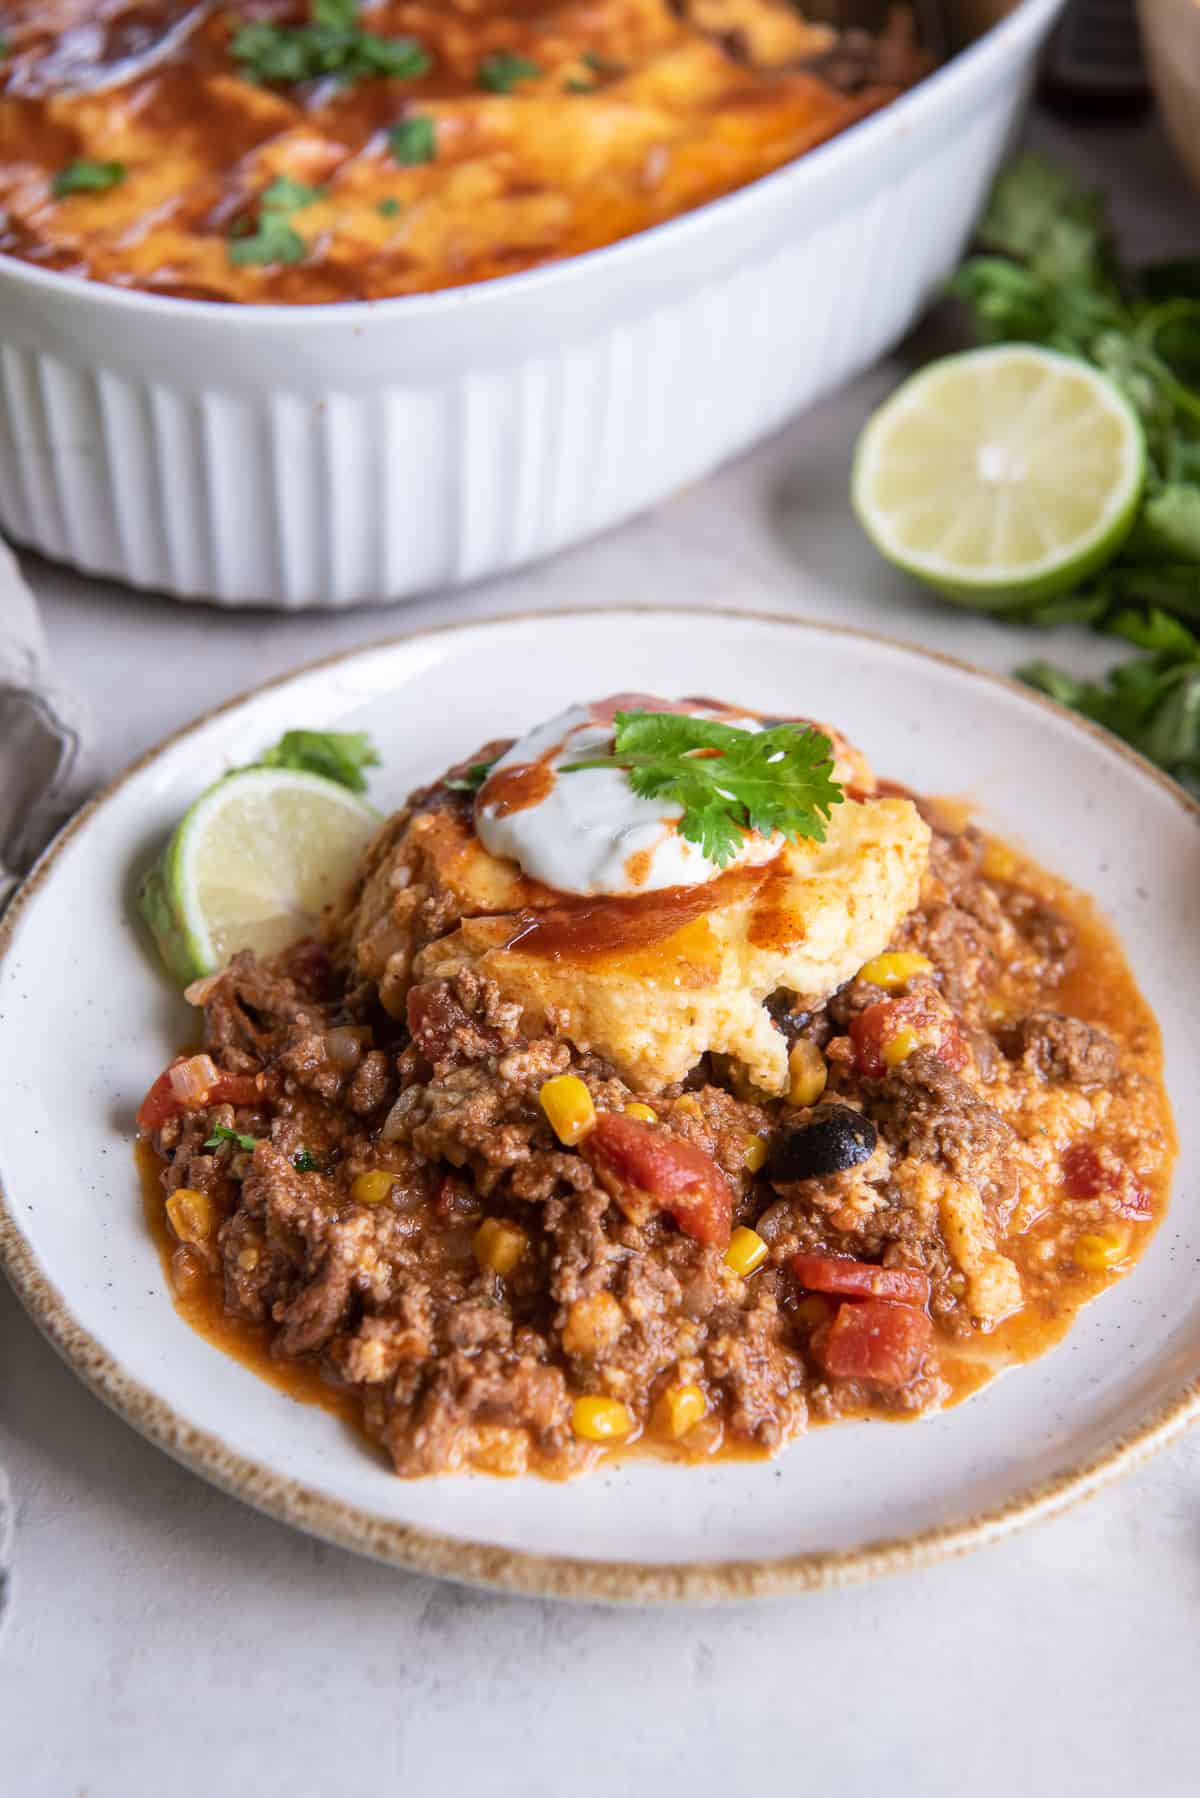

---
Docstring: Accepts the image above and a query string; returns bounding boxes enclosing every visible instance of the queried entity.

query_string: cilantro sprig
[205,1124,259,1152]
[388,115,435,165]
[228,175,324,267]
[477,50,540,93]
[446,758,497,793]
[54,159,126,197]
[1023,609,1200,792]
[258,729,380,793]
[562,710,843,867]
[232,0,431,88]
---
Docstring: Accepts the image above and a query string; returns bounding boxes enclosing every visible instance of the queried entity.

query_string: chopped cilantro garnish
[445,758,497,793]
[377,196,401,217]
[53,159,126,198]
[562,710,843,867]
[258,728,380,792]
[228,176,324,268]
[293,1148,321,1173]
[205,1124,259,1153]
[477,50,540,93]
[388,115,435,165]
[565,78,594,93]
[0,37,10,58]
[232,1,431,88]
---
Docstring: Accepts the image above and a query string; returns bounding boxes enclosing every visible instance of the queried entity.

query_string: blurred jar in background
[1040,0,1151,114]
[1138,0,1200,189]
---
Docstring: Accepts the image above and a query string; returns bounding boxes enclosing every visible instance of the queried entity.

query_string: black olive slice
[768,1105,877,1180]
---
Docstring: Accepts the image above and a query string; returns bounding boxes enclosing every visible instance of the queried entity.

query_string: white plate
[2,609,1197,1603]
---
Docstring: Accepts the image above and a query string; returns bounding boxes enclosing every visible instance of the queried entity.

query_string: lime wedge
[139,767,378,984]
[852,345,1146,609]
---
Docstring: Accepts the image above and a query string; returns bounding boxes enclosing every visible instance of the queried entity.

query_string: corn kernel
[787,1040,828,1108]
[980,840,1017,883]
[983,994,1008,1024]
[859,951,934,991]
[658,1382,707,1439]
[539,1074,596,1146]
[352,1170,396,1206]
[237,1247,260,1271]
[473,1216,527,1275]
[882,1025,920,1068]
[571,1395,634,1442]
[743,1134,768,1174]
[166,1186,214,1245]
[624,1102,657,1123]
[724,1226,769,1278]
[673,1095,702,1118]
[1073,1226,1130,1272]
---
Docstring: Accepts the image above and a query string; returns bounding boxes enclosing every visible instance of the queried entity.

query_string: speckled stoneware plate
[2,610,1198,1604]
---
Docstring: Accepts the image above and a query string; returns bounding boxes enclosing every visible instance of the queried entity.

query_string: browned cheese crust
[0,0,930,302]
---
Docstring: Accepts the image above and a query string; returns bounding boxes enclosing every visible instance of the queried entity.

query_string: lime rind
[851,345,1146,609]
[138,767,379,987]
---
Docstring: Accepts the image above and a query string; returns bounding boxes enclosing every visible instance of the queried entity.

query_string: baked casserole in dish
[0,0,1064,605]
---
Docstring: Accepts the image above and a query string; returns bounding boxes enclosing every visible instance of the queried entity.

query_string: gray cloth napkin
[0,545,89,906]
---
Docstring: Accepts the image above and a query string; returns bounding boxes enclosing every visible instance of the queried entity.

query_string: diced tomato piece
[582,1111,733,1249]
[1061,1141,1103,1198]
[208,1072,261,1107]
[136,1057,191,1131]
[792,1253,930,1306]
[815,1299,933,1387]
[406,983,499,1064]
[1062,1141,1151,1218]
[849,994,969,1079]
[136,1058,260,1132]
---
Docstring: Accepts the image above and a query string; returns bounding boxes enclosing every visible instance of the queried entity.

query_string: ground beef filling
[144,815,1169,1479]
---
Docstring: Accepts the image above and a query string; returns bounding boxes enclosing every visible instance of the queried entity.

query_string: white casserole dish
[0,0,1062,610]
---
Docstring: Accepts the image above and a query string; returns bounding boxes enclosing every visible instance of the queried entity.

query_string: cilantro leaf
[388,115,435,164]
[1020,609,1200,792]
[205,1124,259,1152]
[232,2,431,88]
[562,710,843,867]
[477,50,540,93]
[377,196,401,217]
[293,1148,321,1172]
[445,758,497,793]
[53,159,126,197]
[258,729,380,792]
[228,175,324,266]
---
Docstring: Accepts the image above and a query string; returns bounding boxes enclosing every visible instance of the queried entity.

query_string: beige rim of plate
[1,607,1198,1606]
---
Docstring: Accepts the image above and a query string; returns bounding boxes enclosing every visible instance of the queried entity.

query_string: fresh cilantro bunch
[1022,610,1200,792]
[232,0,431,88]
[949,155,1200,781]
[562,711,844,866]
[258,729,380,793]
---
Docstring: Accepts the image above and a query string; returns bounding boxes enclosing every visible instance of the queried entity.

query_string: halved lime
[852,345,1146,610]
[139,768,378,984]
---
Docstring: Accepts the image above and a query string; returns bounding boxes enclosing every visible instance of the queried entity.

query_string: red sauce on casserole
[0,0,932,303]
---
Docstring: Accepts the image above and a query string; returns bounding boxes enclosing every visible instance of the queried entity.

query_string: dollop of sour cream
[474,697,781,897]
